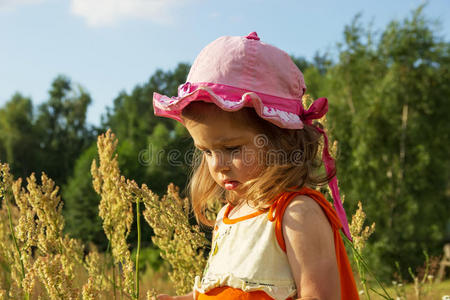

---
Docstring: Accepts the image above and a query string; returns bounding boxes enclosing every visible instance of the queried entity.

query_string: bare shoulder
[282,195,330,228]
[282,194,335,255]
[282,195,340,299]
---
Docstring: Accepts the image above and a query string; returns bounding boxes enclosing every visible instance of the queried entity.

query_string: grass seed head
[350,201,376,252]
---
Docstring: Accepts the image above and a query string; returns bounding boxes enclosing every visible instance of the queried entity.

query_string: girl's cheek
[232,157,245,169]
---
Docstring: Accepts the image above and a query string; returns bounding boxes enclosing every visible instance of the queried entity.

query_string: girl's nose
[211,151,231,172]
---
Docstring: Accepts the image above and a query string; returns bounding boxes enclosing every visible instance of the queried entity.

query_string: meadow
[1,130,448,300]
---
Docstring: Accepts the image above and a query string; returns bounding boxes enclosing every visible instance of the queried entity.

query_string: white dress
[193,204,297,300]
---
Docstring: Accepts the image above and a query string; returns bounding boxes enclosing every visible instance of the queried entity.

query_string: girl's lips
[224,181,239,190]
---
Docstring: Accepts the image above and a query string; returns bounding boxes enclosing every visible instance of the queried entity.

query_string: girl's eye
[202,149,212,155]
[200,146,240,155]
[225,146,241,152]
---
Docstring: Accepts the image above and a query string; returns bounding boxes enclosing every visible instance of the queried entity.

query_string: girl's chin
[226,186,247,199]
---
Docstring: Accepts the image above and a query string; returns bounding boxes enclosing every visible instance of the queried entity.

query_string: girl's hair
[181,101,336,227]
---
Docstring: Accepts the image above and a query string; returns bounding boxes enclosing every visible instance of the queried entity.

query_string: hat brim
[153,84,304,130]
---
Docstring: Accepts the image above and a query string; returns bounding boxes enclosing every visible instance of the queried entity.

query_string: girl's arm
[157,292,193,300]
[282,195,340,300]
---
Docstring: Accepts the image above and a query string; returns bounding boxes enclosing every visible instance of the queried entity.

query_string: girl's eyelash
[200,146,240,155]
[225,146,241,151]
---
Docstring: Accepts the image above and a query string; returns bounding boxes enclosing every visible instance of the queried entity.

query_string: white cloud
[0,0,46,11]
[70,0,189,27]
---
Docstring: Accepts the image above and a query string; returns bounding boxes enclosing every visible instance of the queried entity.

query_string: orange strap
[269,186,360,300]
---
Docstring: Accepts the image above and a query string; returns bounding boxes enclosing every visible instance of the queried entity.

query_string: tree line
[0,5,448,281]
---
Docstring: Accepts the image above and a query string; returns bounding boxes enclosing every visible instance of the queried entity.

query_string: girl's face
[185,110,265,198]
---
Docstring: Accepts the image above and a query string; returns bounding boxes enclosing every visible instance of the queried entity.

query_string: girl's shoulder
[274,189,359,299]
[284,194,325,218]
[282,194,334,250]
[279,194,343,299]
[282,194,331,231]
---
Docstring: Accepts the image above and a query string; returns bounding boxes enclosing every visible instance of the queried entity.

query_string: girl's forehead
[182,101,253,125]
[184,107,253,131]
[186,117,257,147]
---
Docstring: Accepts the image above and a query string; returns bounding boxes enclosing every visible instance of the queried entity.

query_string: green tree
[35,75,94,186]
[66,63,193,250]
[104,63,191,142]
[322,5,450,280]
[103,63,191,190]
[143,122,192,197]
[0,93,40,179]
[62,142,108,249]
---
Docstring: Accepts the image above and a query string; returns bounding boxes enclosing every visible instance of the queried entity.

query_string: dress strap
[268,186,341,251]
[268,186,360,300]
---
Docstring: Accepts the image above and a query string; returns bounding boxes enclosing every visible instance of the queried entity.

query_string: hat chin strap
[300,97,353,242]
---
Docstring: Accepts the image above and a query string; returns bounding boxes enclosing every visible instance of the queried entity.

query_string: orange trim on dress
[222,204,266,224]
[197,286,294,300]
[223,187,292,225]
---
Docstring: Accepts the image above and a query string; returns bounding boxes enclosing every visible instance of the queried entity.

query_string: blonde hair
[181,101,335,227]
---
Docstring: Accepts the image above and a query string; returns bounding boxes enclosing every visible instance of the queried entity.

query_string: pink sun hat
[152,32,353,241]
[153,32,307,129]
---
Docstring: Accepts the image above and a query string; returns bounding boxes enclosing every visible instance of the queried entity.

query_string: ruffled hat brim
[153,83,305,130]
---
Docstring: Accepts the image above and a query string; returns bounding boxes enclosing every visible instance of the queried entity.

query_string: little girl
[153,32,359,300]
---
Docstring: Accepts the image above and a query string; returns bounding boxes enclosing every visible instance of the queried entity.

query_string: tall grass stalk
[401,250,435,300]
[135,198,141,299]
[348,200,381,300]
[346,239,393,300]
[112,250,117,300]
[119,264,123,300]
[2,174,29,300]
[101,241,114,299]
[5,199,28,300]
[354,248,370,299]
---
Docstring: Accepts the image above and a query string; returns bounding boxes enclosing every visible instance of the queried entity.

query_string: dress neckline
[222,204,266,224]
[222,185,304,224]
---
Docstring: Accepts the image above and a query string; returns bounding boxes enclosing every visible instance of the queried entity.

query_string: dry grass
[0,129,447,299]
[0,130,207,299]
[369,279,450,300]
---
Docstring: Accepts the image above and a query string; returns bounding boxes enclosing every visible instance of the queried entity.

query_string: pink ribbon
[300,98,353,241]
[178,82,192,97]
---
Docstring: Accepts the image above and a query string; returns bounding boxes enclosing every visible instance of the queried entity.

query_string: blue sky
[1,0,449,126]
